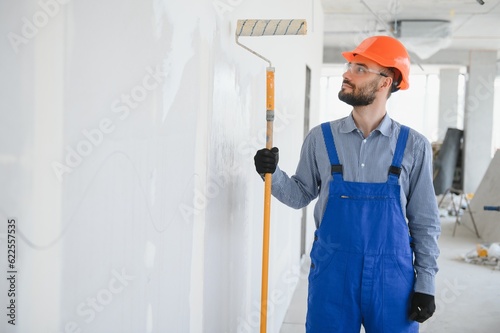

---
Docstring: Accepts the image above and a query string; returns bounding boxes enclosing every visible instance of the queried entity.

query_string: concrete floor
[280,216,500,333]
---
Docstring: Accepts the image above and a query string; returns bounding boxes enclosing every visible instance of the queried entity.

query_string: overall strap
[321,122,343,181]
[388,125,410,184]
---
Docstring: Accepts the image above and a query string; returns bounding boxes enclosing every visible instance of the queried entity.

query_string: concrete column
[437,68,460,141]
[463,50,496,194]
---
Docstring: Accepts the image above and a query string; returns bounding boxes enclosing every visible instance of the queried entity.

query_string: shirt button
[361,163,365,168]
[363,139,367,144]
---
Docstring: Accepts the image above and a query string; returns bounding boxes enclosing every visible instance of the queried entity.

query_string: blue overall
[305,123,418,332]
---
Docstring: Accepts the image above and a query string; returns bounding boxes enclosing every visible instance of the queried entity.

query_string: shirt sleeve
[406,135,441,296]
[271,130,321,209]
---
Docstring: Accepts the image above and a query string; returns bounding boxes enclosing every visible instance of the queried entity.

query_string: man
[254,35,440,332]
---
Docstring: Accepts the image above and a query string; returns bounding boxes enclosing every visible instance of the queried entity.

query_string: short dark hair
[385,67,402,98]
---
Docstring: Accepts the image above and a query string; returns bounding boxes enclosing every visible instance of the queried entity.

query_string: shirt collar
[340,112,392,137]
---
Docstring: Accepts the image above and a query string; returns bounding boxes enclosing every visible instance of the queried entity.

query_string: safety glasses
[344,63,388,77]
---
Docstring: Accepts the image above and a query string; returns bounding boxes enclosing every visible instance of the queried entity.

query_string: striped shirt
[271,113,440,295]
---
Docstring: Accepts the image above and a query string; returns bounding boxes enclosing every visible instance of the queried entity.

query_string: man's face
[338,55,387,106]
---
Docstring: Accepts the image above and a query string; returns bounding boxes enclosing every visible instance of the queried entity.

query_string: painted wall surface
[0,0,323,332]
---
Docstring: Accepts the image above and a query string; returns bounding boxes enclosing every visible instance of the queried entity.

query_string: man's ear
[380,76,393,91]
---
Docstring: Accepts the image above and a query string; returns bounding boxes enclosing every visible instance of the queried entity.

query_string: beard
[338,77,380,106]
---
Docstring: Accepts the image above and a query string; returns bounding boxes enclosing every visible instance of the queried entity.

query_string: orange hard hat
[342,35,411,91]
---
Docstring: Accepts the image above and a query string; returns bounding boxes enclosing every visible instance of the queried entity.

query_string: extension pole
[234,19,307,333]
[261,66,274,333]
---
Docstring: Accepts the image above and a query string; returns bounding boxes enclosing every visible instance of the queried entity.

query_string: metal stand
[438,188,480,238]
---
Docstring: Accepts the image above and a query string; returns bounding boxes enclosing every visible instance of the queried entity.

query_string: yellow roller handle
[260,67,274,333]
[266,68,275,113]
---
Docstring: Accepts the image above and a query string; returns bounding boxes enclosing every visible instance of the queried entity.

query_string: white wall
[0,0,323,332]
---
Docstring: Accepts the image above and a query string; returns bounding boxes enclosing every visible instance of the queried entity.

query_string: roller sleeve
[236,19,307,37]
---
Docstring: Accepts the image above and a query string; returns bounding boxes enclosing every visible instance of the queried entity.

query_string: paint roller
[236,19,307,66]
[235,19,307,333]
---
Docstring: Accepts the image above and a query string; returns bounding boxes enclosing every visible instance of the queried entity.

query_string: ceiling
[321,0,500,64]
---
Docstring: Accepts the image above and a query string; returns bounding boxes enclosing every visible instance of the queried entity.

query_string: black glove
[409,292,435,323]
[254,147,279,175]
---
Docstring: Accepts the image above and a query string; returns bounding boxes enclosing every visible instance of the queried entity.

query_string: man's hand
[254,147,279,175]
[409,292,435,323]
